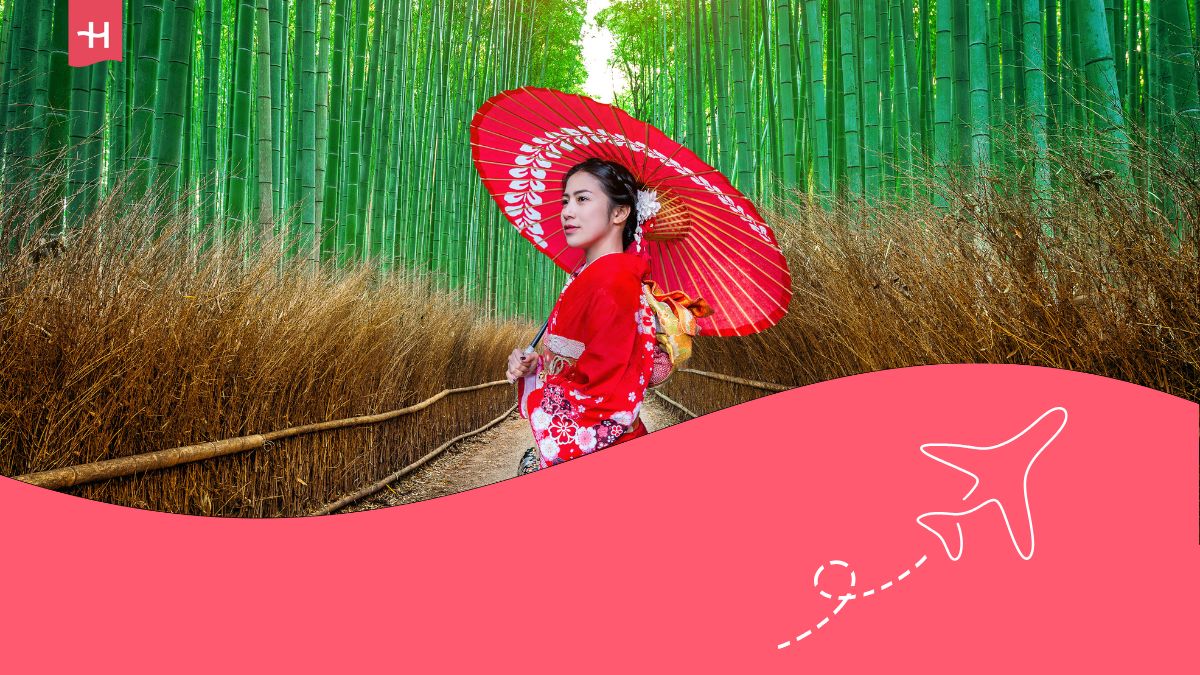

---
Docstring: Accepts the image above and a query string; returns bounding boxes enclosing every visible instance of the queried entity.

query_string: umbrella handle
[524,320,549,355]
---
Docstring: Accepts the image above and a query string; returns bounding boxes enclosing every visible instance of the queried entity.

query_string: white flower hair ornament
[632,188,661,253]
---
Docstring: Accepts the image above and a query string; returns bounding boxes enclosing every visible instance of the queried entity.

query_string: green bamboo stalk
[199,0,220,228]
[313,0,330,228]
[360,0,385,260]
[1126,0,1138,119]
[878,0,894,192]
[69,62,96,228]
[226,0,255,234]
[988,0,1002,142]
[131,0,164,201]
[917,0,932,156]
[891,0,915,193]
[341,0,368,262]
[1112,0,1125,105]
[370,0,399,263]
[322,0,348,261]
[710,0,732,177]
[1045,0,1059,134]
[253,0,274,236]
[296,0,317,259]
[155,0,195,197]
[934,0,955,203]
[773,0,799,189]
[1077,0,1130,176]
[1002,0,1016,128]
[1022,0,1051,233]
[45,0,70,213]
[269,0,285,218]
[1010,0,1024,109]
[1161,0,1199,137]
[969,0,992,173]
[953,0,971,165]
[862,0,882,197]
[803,0,832,198]
[838,0,864,198]
[0,0,16,165]
[830,0,844,192]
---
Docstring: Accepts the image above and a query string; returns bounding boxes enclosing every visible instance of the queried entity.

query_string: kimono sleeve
[574,287,641,392]
[532,286,650,467]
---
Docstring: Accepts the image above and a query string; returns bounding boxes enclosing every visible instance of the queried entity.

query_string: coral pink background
[2,365,1196,672]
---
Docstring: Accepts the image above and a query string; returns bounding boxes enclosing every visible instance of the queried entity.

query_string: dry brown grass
[1,177,531,517]
[3,132,1196,515]
[659,140,1199,416]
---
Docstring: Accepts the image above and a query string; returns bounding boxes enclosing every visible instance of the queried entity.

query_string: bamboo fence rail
[14,380,510,490]
[13,370,784,505]
[678,368,792,392]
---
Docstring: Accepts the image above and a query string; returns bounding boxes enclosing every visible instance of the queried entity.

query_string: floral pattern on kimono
[517,252,656,469]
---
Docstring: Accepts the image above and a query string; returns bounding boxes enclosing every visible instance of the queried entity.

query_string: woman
[506,158,656,474]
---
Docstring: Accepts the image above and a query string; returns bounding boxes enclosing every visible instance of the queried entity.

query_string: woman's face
[560,171,629,250]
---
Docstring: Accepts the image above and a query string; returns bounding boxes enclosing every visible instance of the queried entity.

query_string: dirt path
[341,395,685,511]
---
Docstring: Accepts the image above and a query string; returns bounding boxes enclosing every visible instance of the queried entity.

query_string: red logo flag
[68,0,123,67]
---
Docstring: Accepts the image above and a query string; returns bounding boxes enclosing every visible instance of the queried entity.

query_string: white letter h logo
[77,22,110,49]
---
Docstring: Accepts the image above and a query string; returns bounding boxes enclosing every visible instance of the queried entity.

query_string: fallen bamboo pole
[311,403,519,516]
[678,368,791,392]
[13,380,510,490]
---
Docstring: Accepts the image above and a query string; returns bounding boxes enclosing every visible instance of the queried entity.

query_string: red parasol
[470,86,791,337]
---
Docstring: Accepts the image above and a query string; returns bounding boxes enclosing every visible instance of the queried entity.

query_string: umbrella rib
[482,89,626,167]
[649,236,735,336]
[683,206,791,276]
[548,242,578,268]
[639,116,653,182]
[642,135,705,186]
[655,240,742,335]
[602,100,698,187]
[686,225,792,312]
[652,239,676,288]
[472,105,623,165]
[666,240,727,335]
[471,112,589,153]
[651,239,687,308]
[657,216,787,329]
[605,100,652,181]
[687,230,793,303]
[469,138,603,177]
[526,88,629,167]
[672,230,767,333]
[545,88,635,167]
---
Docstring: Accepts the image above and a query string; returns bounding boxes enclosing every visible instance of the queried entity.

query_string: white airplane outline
[916,406,1069,561]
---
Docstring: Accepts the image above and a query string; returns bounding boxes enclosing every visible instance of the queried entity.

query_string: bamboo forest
[2,1,1194,312]
[0,1,1196,517]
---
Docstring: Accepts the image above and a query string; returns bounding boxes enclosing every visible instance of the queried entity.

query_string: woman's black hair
[562,158,644,251]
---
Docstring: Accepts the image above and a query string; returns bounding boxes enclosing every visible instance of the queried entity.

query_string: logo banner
[68,0,122,67]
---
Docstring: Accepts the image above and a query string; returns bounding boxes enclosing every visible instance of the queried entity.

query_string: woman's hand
[506,348,538,383]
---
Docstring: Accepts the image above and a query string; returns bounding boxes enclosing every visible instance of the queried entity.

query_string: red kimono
[517,252,656,469]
